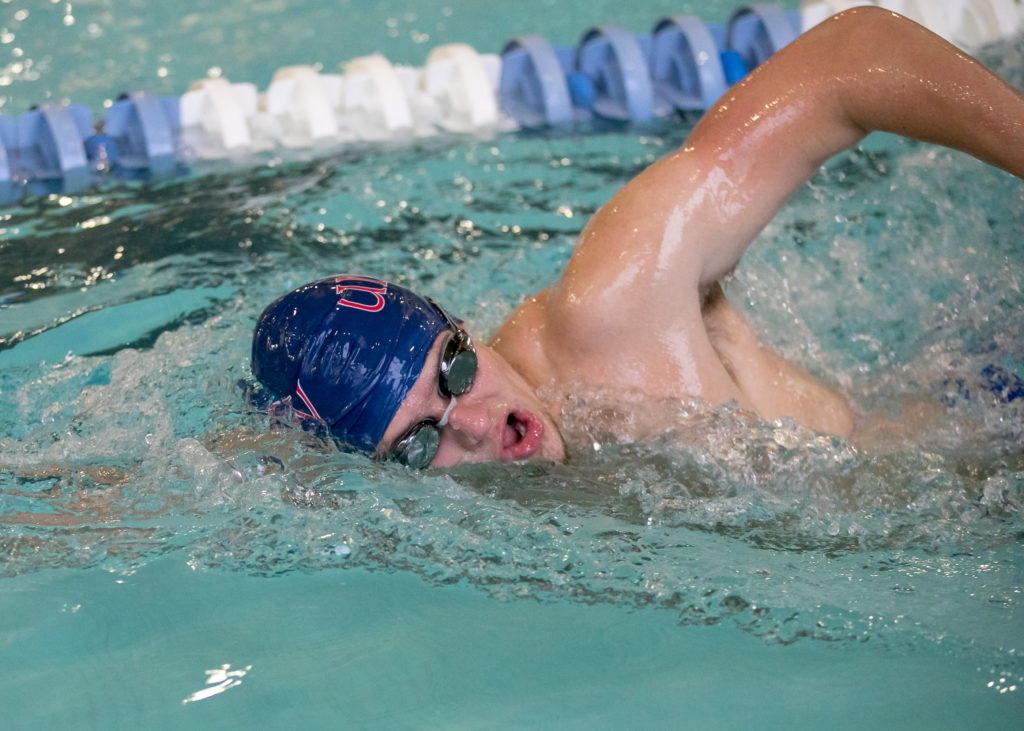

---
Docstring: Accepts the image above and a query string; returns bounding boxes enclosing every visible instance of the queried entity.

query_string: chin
[541,425,567,463]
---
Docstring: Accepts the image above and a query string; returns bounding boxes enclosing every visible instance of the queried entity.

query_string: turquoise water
[2,1,1023,728]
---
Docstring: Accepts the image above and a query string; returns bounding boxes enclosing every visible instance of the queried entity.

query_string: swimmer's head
[251,275,451,453]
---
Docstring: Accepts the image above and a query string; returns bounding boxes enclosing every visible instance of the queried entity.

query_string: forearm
[818,7,1024,178]
[672,6,1024,283]
[691,8,1024,179]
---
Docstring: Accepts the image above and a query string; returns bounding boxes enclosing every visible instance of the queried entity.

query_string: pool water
[2,1,1023,728]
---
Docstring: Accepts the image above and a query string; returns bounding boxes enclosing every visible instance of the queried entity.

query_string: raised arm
[550,7,1024,314]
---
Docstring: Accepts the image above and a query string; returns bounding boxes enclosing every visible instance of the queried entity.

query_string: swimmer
[251,8,1024,469]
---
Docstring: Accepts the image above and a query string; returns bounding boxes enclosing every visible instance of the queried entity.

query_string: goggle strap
[438,394,457,427]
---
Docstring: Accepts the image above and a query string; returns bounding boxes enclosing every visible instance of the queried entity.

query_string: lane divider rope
[0,1,1019,206]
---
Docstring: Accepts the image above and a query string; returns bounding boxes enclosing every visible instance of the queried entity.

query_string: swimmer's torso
[491,282,856,440]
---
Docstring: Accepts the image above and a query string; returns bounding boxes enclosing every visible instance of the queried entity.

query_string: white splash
[181,663,252,704]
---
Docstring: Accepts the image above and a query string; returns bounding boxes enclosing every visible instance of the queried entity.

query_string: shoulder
[488,289,560,388]
[489,284,624,386]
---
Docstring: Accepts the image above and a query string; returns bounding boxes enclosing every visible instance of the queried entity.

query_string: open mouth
[502,410,544,460]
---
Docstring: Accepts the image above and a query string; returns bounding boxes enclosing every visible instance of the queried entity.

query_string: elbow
[820,5,929,54]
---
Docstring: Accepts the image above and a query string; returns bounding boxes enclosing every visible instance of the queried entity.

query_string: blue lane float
[103,92,181,175]
[727,4,802,70]
[576,25,665,122]
[1,1,1020,208]
[15,102,96,194]
[500,36,577,127]
[650,16,731,112]
[0,115,19,205]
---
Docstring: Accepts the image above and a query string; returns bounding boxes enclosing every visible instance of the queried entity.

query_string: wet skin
[380,331,566,467]
[381,8,1024,468]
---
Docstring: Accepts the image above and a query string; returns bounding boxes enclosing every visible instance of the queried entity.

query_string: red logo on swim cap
[334,278,386,312]
[294,380,323,421]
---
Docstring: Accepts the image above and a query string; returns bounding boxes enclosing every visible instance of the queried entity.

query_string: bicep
[557,113,854,314]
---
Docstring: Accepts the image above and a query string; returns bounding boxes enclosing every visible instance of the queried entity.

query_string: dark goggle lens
[441,343,477,397]
[391,322,476,469]
[393,422,441,469]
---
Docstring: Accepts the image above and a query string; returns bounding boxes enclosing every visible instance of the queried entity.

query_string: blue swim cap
[251,275,451,453]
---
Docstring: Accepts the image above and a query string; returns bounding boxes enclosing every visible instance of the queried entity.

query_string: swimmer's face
[380,331,566,468]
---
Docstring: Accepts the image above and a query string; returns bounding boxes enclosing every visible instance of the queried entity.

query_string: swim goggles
[388,304,478,469]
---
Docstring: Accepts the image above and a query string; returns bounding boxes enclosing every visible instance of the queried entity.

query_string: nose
[444,395,492,446]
